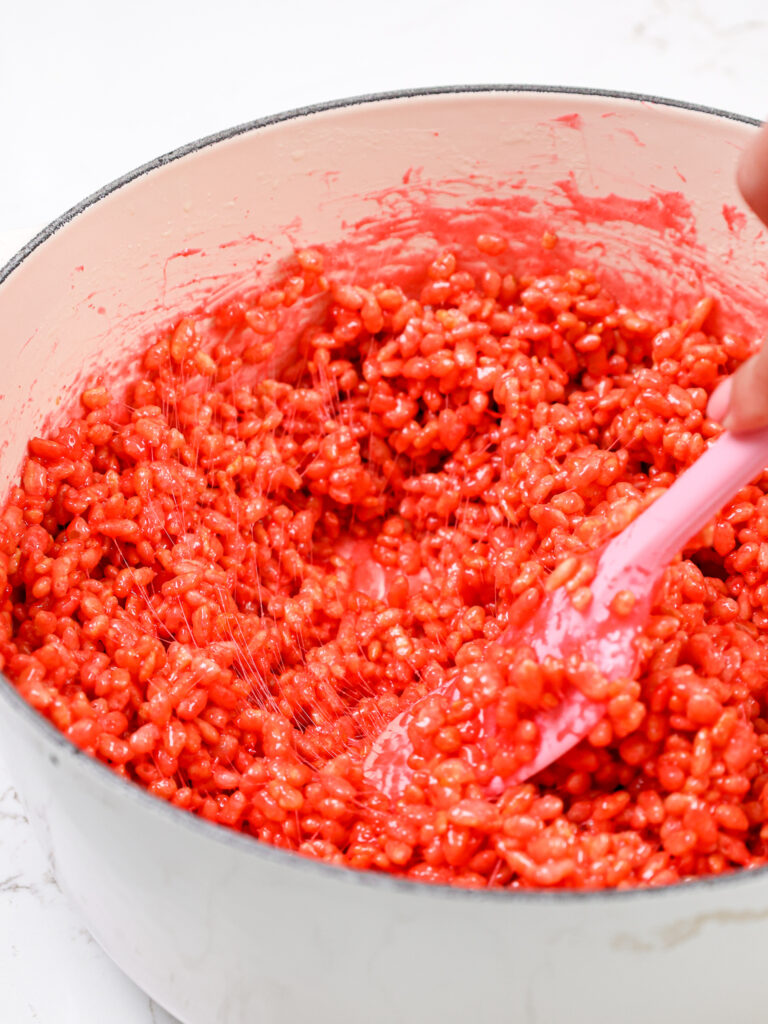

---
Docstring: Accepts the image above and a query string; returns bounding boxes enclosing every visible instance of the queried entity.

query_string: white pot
[1,87,767,1024]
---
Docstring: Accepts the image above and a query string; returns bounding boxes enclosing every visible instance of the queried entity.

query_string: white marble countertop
[1,0,768,1020]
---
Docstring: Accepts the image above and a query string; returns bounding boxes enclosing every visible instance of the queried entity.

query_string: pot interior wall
[0,91,763,505]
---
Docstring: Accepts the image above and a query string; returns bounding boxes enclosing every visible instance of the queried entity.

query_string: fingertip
[719,345,768,434]
[707,377,732,424]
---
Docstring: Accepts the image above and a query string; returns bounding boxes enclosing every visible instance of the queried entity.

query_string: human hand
[707,120,768,432]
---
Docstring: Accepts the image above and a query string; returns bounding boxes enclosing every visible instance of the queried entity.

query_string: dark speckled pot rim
[0,84,764,906]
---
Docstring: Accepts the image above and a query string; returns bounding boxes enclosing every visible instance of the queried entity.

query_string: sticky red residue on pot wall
[289,170,768,341]
[553,113,583,130]
[23,164,768,468]
[722,204,748,233]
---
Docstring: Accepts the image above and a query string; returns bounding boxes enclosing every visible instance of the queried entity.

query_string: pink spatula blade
[364,424,768,801]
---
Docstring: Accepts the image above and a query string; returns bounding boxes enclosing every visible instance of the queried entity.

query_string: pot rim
[1,83,764,906]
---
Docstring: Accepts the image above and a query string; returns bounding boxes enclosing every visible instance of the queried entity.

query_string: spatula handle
[607,426,768,576]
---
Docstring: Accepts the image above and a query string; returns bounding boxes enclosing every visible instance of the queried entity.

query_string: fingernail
[707,377,733,423]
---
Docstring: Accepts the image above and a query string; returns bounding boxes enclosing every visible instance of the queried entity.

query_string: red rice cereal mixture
[3,235,768,891]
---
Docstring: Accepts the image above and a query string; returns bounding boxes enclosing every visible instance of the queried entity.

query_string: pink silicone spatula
[365,425,768,800]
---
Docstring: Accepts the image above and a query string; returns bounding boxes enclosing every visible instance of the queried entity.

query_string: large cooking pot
[1,87,767,1024]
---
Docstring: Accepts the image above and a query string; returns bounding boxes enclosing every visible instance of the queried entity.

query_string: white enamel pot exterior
[1,88,768,1024]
